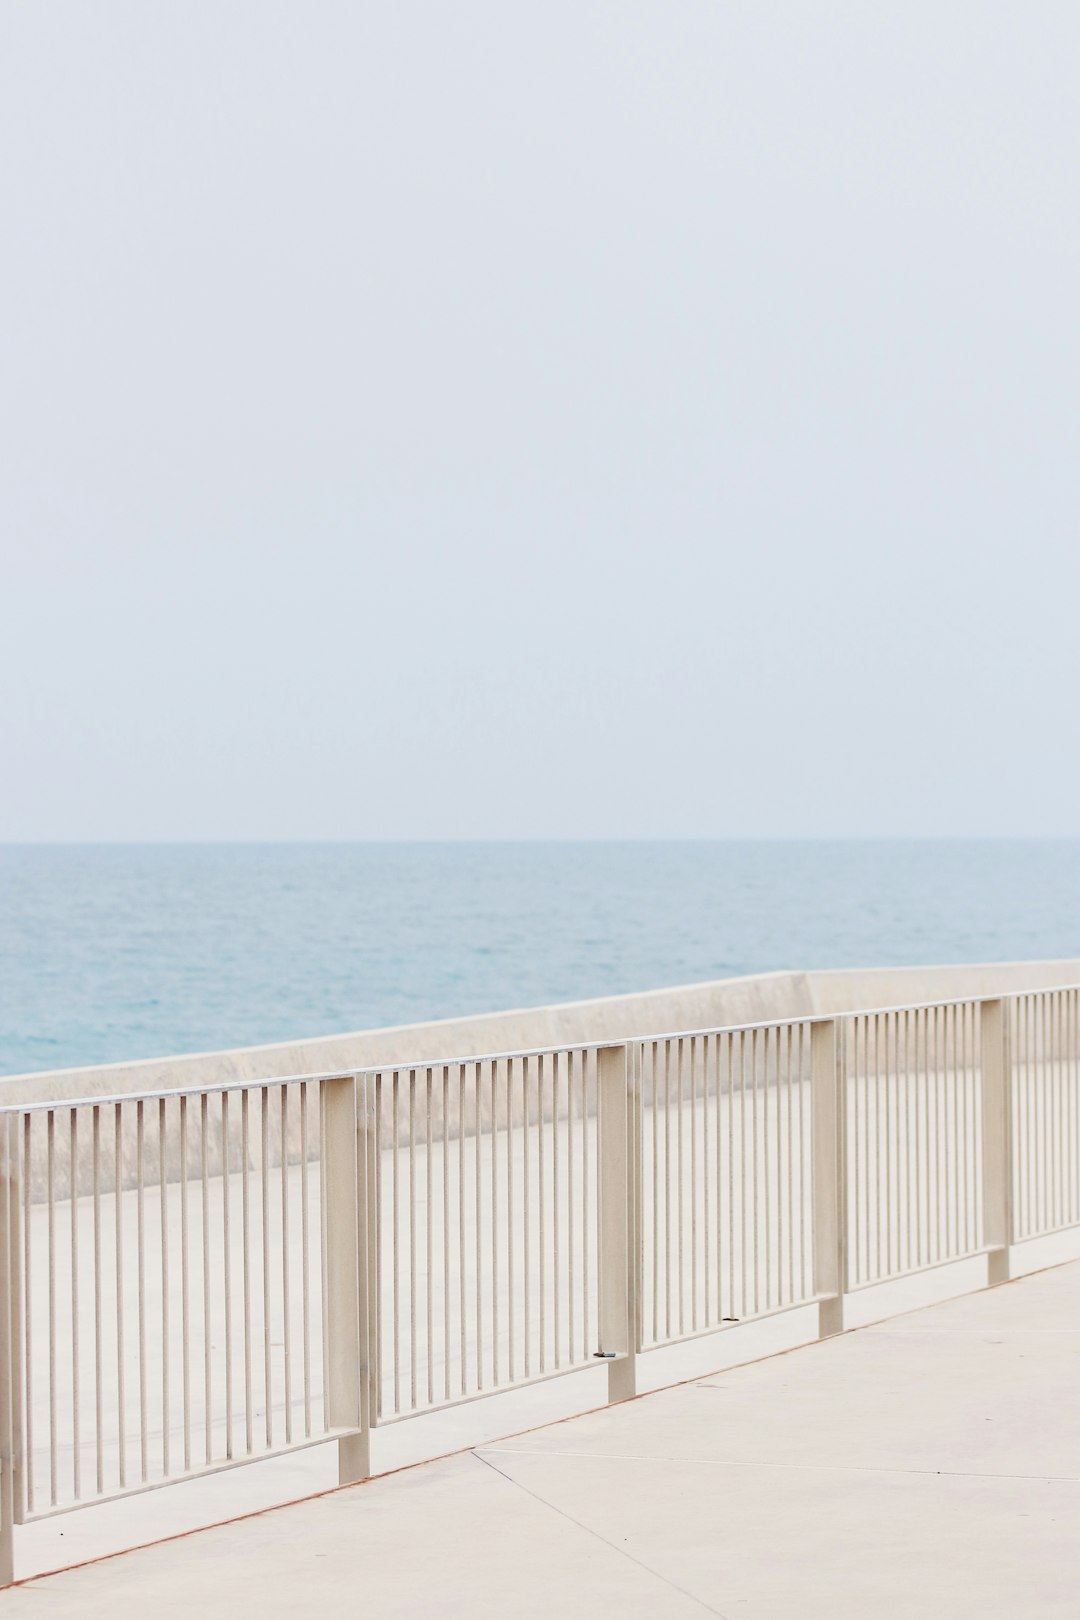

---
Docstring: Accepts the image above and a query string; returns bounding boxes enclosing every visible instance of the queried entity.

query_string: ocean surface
[2,841,1079,1078]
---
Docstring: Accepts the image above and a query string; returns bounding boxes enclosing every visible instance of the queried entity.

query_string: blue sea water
[1,841,1079,1078]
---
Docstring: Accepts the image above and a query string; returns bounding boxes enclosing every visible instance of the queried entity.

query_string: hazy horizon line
[4,835,1080,849]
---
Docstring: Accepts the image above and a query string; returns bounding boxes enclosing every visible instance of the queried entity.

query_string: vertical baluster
[739,1030,748,1322]
[443,1066,451,1403]
[859,1016,868,1285]
[179,1096,192,1471]
[567,1053,575,1362]
[676,1037,686,1334]
[426,1068,434,1406]
[159,1100,169,1479]
[936,1007,946,1261]
[1056,994,1065,1228]
[928,1009,938,1263]
[793,1023,803,1302]
[260,1088,271,1448]
[916,1009,927,1268]
[759,1029,769,1311]
[949,1008,959,1258]
[280,1087,292,1445]
[223,1092,235,1456]
[690,1034,699,1330]
[111,1105,125,1486]
[201,1094,211,1466]
[901,1010,912,1271]
[651,1043,660,1344]
[883,1013,893,1278]
[47,1110,57,1504]
[506,1058,515,1382]
[521,1058,530,1382]
[93,1106,104,1494]
[23,1116,33,1516]
[874,1015,883,1281]
[1069,991,1077,1224]
[69,1111,79,1501]
[490,1061,498,1386]
[1042,995,1051,1233]
[137,1101,148,1483]
[391,1071,400,1414]
[704,1034,713,1324]
[582,1050,591,1361]
[408,1073,417,1411]
[752,1028,761,1316]
[785,1025,794,1305]
[1029,996,1038,1236]
[552,1054,561,1369]
[241,1090,252,1454]
[776,1026,785,1305]
[298,1084,309,1439]
[474,1063,483,1391]
[538,1055,546,1374]
[374,1075,386,1423]
[963,1003,972,1251]
[458,1065,466,1396]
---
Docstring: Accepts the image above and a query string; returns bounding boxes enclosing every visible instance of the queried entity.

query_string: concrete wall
[3,958,1079,1108]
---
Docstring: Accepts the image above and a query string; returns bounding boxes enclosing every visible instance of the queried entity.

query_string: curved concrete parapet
[2,958,1079,1108]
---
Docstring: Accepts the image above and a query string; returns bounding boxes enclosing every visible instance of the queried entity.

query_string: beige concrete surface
[7,1260,1079,1618]
[4,958,1078,1108]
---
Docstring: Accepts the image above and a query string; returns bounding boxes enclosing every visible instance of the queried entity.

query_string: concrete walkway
[7,1262,1079,1619]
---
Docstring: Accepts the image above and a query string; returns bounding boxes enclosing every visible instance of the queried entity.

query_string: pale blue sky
[2,3,1078,840]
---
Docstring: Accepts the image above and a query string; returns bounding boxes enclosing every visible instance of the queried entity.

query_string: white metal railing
[1,984,1078,1583]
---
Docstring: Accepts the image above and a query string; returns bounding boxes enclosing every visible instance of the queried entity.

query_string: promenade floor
[6,1260,1078,1618]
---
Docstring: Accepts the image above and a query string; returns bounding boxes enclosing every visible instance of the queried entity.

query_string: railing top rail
[4,981,1078,1119]
[0,1068,358,1119]
[354,981,1080,1078]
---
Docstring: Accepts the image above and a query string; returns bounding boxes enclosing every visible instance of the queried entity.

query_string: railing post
[597,1043,636,1401]
[0,1115,19,1587]
[357,1074,379,1449]
[981,999,1012,1285]
[322,1076,370,1484]
[811,1019,845,1337]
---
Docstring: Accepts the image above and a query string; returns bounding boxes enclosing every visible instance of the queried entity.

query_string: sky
[2,2,1078,842]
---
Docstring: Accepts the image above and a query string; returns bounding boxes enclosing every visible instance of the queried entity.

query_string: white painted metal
[811,1018,842,1336]
[1,983,1080,1584]
[597,1045,634,1401]
[321,1077,367,1485]
[982,1000,1011,1285]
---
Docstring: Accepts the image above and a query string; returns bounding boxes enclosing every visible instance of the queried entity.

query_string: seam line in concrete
[471,1449,731,1619]
[478,1447,1080,1487]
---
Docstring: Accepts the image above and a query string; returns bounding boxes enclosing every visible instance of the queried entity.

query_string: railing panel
[14,1078,345,1521]
[1011,988,1080,1242]
[372,1049,599,1422]
[639,1023,816,1346]
[842,1003,984,1289]
[6,981,1080,1586]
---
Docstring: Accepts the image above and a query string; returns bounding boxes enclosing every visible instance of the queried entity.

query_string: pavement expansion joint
[471,1448,732,1619]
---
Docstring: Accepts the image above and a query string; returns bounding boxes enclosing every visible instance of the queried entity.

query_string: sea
[2,840,1079,1078]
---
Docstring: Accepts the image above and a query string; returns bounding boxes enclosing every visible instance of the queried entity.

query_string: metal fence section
[638,1026,816,1347]
[1010,988,1080,1242]
[370,1050,600,1422]
[0,1075,363,1540]
[841,1002,985,1291]
[3,982,1080,1584]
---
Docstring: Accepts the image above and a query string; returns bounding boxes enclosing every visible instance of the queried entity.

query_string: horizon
[6,834,1080,848]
